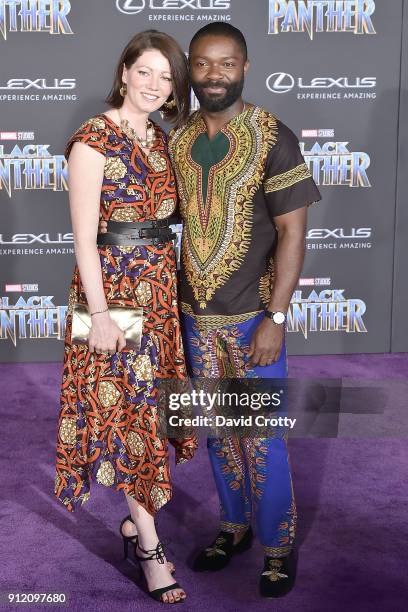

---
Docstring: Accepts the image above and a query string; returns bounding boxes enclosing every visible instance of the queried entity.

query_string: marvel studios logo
[301,129,334,138]
[0,132,35,140]
[5,283,38,292]
[299,278,331,286]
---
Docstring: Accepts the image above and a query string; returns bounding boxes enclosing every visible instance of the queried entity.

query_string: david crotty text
[168,415,297,429]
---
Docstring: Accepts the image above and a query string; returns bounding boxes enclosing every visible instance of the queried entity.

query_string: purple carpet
[1,354,407,611]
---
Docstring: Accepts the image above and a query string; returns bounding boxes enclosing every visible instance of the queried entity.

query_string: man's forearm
[267,228,305,313]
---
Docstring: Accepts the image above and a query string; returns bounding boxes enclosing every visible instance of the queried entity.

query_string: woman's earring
[163,97,177,110]
[120,83,127,97]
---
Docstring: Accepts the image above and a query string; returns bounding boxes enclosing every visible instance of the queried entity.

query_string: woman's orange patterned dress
[54,114,197,516]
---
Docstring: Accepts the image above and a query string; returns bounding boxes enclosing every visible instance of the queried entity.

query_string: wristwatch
[264,310,287,325]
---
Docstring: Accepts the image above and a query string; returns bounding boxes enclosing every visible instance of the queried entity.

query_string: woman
[54,30,197,604]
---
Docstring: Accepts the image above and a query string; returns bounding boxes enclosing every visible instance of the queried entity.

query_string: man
[168,23,321,598]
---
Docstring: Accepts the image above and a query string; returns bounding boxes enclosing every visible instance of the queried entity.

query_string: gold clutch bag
[71,303,143,351]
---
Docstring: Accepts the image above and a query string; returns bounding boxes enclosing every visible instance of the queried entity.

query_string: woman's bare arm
[68,141,125,353]
[68,141,107,313]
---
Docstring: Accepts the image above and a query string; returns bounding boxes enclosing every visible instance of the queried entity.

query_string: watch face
[272,312,286,324]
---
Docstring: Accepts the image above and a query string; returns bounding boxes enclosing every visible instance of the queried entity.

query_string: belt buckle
[138,228,149,239]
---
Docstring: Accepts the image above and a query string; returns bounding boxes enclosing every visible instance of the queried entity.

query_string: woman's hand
[88,311,126,355]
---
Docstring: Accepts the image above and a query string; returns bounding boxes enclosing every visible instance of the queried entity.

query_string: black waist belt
[97,218,178,247]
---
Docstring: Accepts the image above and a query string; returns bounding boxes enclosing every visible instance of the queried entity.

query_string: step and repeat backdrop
[0,0,406,361]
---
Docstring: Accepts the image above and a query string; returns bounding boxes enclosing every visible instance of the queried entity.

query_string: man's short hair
[189,23,248,61]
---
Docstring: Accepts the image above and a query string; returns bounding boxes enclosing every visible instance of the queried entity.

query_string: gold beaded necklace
[118,112,155,150]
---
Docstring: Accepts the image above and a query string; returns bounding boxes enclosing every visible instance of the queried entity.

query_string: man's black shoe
[259,549,297,598]
[192,527,253,572]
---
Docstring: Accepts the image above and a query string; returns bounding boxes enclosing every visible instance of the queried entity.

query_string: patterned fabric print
[170,107,321,320]
[216,436,245,492]
[241,434,296,553]
[241,438,269,502]
[65,114,177,222]
[55,117,197,515]
[261,486,297,556]
[259,257,275,306]
[170,105,278,309]
[185,322,248,379]
[220,520,250,532]
[264,477,297,556]
[264,162,311,193]
[180,302,263,331]
[182,311,295,551]
[56,245,197,515]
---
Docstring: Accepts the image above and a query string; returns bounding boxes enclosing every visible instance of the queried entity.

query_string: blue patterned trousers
[181,310,296,558]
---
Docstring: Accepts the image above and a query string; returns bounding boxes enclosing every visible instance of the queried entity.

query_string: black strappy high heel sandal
[135,541,185,604]
[119,514,138,560]
[119,515,176,574]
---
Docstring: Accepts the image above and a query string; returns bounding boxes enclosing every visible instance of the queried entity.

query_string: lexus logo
[306,228,372,239]
[266,72,377,94]
[266,72,295,94]
[116,0,230,12]
[116,0,145,14]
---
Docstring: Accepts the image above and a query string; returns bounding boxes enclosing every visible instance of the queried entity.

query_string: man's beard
[191,75,245,112]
